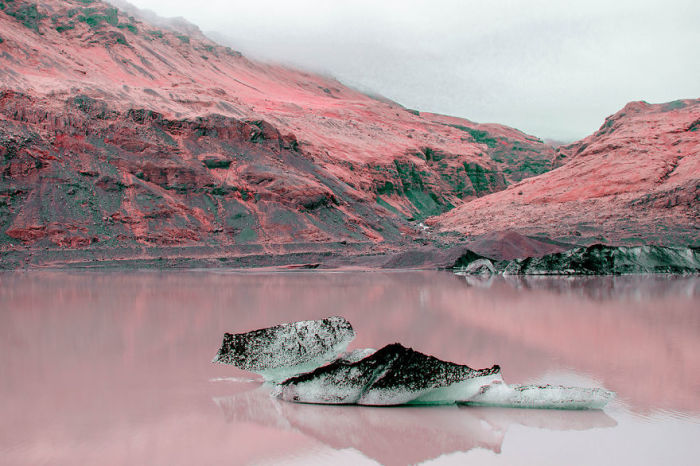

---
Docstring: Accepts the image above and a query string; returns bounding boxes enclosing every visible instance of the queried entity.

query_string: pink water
[1,270,698,465]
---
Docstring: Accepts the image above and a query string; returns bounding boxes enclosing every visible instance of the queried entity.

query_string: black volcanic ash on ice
[213,317,615,408]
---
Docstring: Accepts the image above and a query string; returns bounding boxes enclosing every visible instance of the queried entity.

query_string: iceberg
[461,258,497,275]
[212,316,355,382]
[213,317,615,409]
[273,343,502,405]
[462,379,615,410]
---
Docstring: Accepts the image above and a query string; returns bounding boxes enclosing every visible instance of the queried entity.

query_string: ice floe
[273,343,501,405]
[212,316,355,382]
[213,317,614,409]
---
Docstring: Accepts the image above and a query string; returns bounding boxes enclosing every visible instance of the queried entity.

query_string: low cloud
[128,0,700,140]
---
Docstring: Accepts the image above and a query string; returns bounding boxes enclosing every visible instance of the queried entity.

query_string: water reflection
[459,273,700,300]
[0,270,698,464]
[214,385,616,466]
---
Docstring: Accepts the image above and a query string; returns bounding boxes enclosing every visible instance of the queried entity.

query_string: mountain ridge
[0,0,697,268]
[431,98,699,246]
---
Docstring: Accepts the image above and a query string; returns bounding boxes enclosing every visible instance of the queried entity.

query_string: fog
[127,0,699,140]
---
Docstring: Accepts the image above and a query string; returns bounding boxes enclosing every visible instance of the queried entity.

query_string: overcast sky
[128,0,699,141]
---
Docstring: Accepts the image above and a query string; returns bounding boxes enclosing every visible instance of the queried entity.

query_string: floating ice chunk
[461,380,615,410]
[212,317,615,410]
[273,343,501,405]
[212,316,355,382]
[459,258,496,275]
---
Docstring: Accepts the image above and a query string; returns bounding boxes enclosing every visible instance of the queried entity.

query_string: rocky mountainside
[0,0,555,267]
[432,100,700,246]
[1,0,697,269]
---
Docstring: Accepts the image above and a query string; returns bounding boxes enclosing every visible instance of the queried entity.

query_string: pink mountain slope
[0,0,696,268]
[431,100,700,246]
[0,0,555,266]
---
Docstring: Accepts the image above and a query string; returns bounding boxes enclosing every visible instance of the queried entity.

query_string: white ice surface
[213,316,355,383]
[257,339,352,383]
[408,373,505,405]
[275,372,614,409]
[462,380,615,410]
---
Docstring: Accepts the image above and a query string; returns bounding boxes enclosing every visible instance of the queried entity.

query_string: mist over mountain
[127,0,700,141]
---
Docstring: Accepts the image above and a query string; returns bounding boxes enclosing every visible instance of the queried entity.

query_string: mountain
[1,0,697,268]
[0,0,556,267]
[432,100,699,246]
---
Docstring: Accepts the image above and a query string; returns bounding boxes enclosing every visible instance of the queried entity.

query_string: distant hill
[432,100,699,247]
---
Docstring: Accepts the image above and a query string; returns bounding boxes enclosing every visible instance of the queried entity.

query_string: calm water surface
[0,270,698,465]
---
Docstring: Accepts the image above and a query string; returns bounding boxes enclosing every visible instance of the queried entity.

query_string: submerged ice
[213,317,614,409]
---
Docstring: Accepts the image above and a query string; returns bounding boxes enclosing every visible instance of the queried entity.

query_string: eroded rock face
[502,245,700,275]
[454,244,700,275]
[273,343,502,405]
[0,0,554,266]
[1,0,694,266]
[212,316,355,382]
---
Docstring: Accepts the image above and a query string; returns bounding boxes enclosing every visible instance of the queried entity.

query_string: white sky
[127,0,699,140]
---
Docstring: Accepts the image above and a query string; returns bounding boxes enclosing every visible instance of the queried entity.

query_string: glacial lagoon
[1,270,699,465]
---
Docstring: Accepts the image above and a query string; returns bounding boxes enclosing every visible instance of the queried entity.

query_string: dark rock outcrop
[455,244,700,275]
